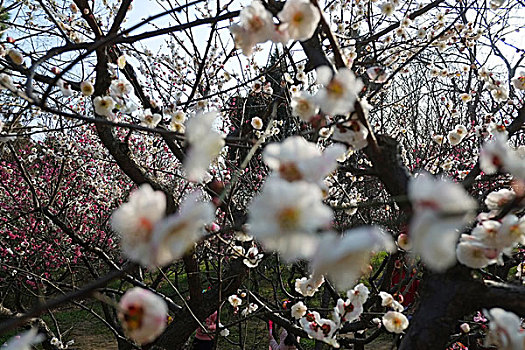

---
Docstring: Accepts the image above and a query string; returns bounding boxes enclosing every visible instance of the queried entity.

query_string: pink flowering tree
[1,0,525,349]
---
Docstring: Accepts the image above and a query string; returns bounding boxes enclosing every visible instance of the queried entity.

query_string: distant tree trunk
[117,338,135,350]
[399,267,477,350]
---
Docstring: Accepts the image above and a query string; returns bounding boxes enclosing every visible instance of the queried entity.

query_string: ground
[70,333,117,350]
[0,304,396,349]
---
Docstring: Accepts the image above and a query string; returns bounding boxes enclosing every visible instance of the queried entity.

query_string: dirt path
[70,333,117,350]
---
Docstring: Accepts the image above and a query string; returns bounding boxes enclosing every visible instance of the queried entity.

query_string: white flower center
[277,206,300,230]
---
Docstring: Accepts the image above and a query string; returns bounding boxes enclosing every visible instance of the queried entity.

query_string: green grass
[0,253,393,349]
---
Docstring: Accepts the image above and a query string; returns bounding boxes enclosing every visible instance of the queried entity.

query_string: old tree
[1,0,525,349]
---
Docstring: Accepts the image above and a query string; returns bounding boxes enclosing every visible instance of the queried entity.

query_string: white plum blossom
[57,79,73,96]
[432,134,444,145]
[80,81,94,96]
[263,136,345,184]
[118,287,168,345]
[401,16,412,27]
[429,66,440,78]
[332,119,369,150]
[512,72,525,90]
[456,235,497,269]
[447,131,462,146]
[289,84,300,94]
[471,220,502,247]
[460,323,471,333]
[235,229,254,242]
[139,109,162,128]
[291,301,308,319]
[469,215,525,257]
[93,96,115,117]
[247,177,332,260]
[485,189,515,210]
[231,245,245,258]
[251,116,263,129]
[195,99,208,110]
[491,87,508,102]
[480,135,512,175]
[230,1,277,56]
[334,297,363,323]
[315,66,363,116]
[299,311,340,347]
[49,337,60,347]
[397,233,411,251]
[382,311,409,334]
[497,215,525,248]
[484,308,525,350]
[447,125,467,146]
[111,184,166,266]
[380,2,395,16]
[241,303,259,316]
[2,328,44,350]
[7,49,24,65]
[228,294,243,307]
[379,291,404,312]
[366,66,388,83]
[243,246,264,267]
[460,93,472,103]
[291,92,319,122]
[295,275,325,296]
[152,191,215,266]
[455,124,468,137]
[408,174,477,272]
[347,283,370,305]
[489,0,506,10]
[480,134,525,179]
[319,127,333,139]
[170,121,185,133]
[296,71,307,84]
[0,73,15,90]
[184,111,225,182]
[310,227,395,291]
[252,79,263,92]
[277,0,320,41]
[479,67,491,81]
[110,79,133,97]
[169,110,186,124]
[488,122,508,137]
[117,55,127,69]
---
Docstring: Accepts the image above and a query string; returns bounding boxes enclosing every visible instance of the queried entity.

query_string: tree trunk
[399,266,476,350]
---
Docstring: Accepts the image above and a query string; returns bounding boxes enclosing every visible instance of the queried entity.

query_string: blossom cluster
[484,308,525,349]
[184,111,225,182]
[291,283,410,346]
[230,240,264,268]
[447,124,468,146]
[248,135,394,290]
[457,213,525,269]
[111,184,215,267]
[480,134,525,180]
[227,293,259,320]
[290,65,363,115]
[230,0,320,56]
[407,173,477,272]
[118,287,168,345]
[288,66,367,150]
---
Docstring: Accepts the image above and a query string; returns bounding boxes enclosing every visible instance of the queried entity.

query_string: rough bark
[148,259,248,349]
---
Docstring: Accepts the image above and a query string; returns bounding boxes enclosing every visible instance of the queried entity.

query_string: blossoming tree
[1,0,525,349]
